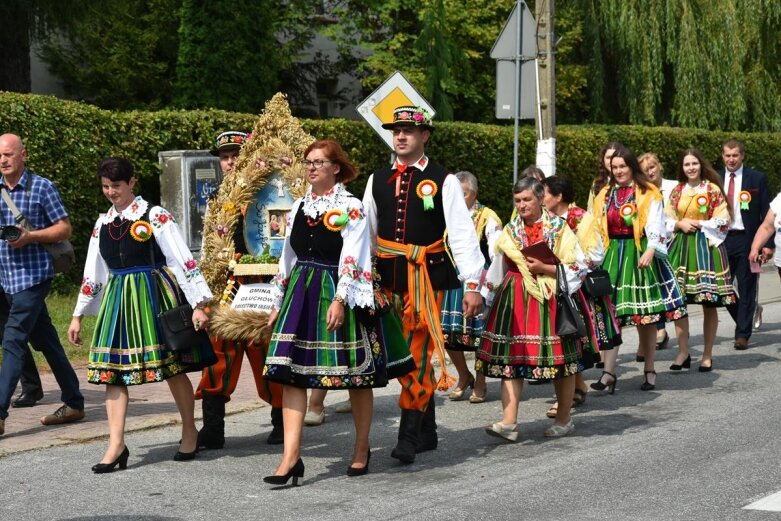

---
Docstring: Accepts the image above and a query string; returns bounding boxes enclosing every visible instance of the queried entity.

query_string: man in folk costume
[195,131,284,449]
[362,107,485,463]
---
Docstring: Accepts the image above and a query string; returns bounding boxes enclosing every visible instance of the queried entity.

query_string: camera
[0,225,21,242]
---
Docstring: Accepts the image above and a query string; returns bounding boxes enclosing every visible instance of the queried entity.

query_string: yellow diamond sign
[356,71,435,150]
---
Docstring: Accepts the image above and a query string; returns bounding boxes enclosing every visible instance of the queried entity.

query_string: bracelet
[194,300,208,310]
[332,295,346,305]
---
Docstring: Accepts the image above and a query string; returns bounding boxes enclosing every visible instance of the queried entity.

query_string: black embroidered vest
[99,210,164,270]
[289,204,343,264]
[372,161,459,292]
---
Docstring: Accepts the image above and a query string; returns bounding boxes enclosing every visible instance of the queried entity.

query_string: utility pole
[535,0,556,176]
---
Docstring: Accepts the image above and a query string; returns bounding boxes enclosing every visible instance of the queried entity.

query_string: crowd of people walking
[0,106,775,486]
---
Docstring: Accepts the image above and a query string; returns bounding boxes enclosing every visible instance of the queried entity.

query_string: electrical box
[158,150,222,253]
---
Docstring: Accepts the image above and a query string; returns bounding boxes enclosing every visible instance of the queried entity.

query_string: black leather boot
[390,408,423,464]
[266,407,284,445]
[197,395,226,450]
[416,398,438,453]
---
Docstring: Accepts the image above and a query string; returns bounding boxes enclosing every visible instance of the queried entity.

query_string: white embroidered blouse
[73,196,213,317]
[271,183,374,310]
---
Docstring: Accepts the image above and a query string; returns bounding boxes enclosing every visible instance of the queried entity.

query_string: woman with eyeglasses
[263,139,410,485]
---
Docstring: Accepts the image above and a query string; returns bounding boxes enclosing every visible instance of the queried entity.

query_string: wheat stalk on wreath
[199,93,314,345]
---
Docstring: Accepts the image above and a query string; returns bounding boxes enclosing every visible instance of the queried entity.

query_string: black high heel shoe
[263,458,305,486]
[92,446,129,474]
[590,371,617,394]
[173,440,198,461]
[669,354,691,371]
[347,449,371,477]
[641,370,656,391]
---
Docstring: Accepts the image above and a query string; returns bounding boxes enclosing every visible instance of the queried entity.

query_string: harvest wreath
[199,93,314,343]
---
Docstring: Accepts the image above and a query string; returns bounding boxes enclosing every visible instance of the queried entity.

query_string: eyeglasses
[302,159,333,169]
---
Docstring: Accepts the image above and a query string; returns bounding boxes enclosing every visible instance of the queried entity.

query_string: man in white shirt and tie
[720,139,773,350]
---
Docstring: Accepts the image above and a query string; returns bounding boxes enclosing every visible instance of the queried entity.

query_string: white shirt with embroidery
[362,159,485,286]
[271,183,374,310]
[73,196,213,316]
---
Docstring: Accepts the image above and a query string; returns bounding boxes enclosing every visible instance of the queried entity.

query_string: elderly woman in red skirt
[477,177,588,441]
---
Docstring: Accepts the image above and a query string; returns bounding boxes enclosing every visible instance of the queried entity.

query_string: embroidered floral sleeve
[73,217,110,316]
[337,198,374,308]
[271,199,301,310]
[645,198,668,257]
[698,183,730,247]
[150,205,213,307]
[558,225,589,294]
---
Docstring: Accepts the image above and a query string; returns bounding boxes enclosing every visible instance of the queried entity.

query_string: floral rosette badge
[323,209,349,232]
[739,190,751,210]
[416,180,438,211]
[695,194,710,214]
[619,202,636,226]
[130,220,153,242]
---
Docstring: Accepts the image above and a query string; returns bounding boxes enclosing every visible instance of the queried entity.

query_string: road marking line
[745,490,781,511]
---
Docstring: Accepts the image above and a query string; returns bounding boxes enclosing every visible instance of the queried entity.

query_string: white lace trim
[339,278,375,309]
[100,196,149,224]
[301,183,354,219]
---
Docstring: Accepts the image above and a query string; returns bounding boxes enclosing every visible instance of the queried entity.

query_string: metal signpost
[491,1,537,183]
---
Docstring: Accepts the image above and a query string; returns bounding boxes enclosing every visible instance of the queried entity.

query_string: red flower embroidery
[348,207,361,220]
[185,259,197,271]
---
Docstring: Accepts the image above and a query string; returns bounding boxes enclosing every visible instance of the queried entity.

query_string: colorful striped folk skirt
[603,237,688,326]
[476,269,580,380]
[87,266,216,386]
[440,284,485,352]
[264,259,401,389]
[668,231,736,306]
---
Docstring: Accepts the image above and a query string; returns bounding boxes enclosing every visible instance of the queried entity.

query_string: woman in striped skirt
[441,170,502,404]
[593,145,688,392]
[665,148,735,372]
[68,157,214,472]
[477,177,588,441]
[264,139,410,485]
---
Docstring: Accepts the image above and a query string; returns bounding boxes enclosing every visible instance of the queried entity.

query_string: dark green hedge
[1,92,779,287]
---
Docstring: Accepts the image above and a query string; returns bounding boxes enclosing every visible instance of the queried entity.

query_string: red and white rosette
[323,209,349,232]
[695,193,710,214]
[130,220,152,242]
[619,202,636,226]
[416,180,438,211]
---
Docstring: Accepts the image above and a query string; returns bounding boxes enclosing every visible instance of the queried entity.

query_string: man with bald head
[0,134,85,435]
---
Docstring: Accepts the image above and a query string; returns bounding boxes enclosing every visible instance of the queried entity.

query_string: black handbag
[555,264,588,338]
[158,303,210,352]
[149,246,210,352]
[583,268,613,298]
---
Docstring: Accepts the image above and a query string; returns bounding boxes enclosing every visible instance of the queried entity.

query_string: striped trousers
[196,336,283,408]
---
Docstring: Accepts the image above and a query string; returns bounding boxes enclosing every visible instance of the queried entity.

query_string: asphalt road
[2,297,781,520]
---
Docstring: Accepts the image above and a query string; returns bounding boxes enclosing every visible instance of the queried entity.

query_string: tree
[38,0,180,110]
[323,0,590,123]
[174,0,319,113]
[581,0,781,131]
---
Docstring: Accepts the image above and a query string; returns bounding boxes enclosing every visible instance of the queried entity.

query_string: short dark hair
[541,175,575,204]
[722,138,744,154]
[97,157,134,183]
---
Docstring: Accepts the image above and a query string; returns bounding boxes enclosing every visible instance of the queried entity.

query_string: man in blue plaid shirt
[0,134,85,436]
